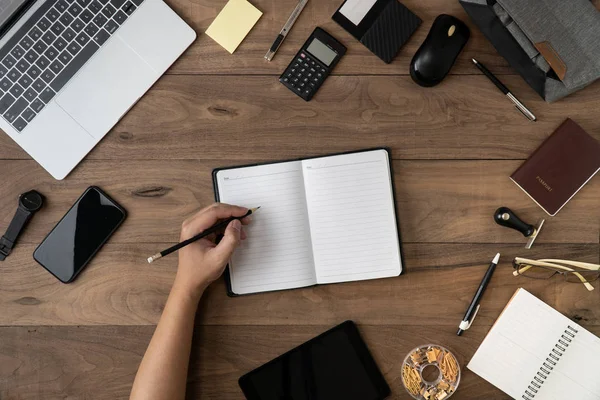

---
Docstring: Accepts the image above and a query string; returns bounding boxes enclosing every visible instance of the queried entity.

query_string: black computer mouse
[410,15,470,87]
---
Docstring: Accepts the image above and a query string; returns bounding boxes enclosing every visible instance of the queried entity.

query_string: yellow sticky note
[205,0,262,54]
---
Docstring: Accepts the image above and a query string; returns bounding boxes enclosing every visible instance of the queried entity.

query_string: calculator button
[293,78,299,82]
[303,77,308,82]
[296,58,302,64]
[299,82,305,87]
[290,68,295,73]
[300,53,306,58]
[304,89,310,95]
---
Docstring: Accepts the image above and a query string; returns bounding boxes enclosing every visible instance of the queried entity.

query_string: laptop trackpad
[56,36,156,139]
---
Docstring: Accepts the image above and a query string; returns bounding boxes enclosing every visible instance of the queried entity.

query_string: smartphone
[33,186,127,283]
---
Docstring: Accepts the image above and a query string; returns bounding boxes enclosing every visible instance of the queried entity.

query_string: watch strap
[0,206,31,260]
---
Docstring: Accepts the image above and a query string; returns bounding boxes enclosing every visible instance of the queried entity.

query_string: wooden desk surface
[1,0,599,398]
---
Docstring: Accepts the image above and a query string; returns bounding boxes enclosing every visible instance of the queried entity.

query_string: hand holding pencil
[155,203,255,301]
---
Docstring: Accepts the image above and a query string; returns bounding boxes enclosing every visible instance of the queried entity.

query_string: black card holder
[333,0,421,64]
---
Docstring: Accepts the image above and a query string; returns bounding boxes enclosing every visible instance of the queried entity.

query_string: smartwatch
[0,190,44,261]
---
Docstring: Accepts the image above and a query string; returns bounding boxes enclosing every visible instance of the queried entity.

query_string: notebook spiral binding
[522,325,579,400]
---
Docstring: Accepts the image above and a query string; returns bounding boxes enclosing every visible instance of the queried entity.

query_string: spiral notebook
[468,288,600,400]
[213,148,402,296]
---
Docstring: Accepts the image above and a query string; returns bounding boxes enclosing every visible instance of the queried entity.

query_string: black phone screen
[34,187,126,283]
[239,321,390,400]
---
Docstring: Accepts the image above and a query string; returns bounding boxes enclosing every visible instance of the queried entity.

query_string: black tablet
[239,321,390,400]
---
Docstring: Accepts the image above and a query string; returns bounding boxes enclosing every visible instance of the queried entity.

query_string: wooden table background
[1,0,599,398]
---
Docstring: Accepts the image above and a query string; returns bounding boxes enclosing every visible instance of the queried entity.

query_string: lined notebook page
[302,149,402,284]
[468,289,600,400]
[215,161,317,295]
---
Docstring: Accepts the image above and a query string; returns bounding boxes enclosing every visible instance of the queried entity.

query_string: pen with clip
[457,253,500,336]
[472,58,536,122]
[265,0,308,61]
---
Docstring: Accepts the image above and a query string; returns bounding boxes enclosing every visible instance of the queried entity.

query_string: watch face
[20,190,44,212]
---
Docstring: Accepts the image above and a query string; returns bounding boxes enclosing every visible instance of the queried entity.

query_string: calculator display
[306,38,337,66]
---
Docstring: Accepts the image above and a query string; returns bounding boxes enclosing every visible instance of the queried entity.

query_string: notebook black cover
[333,0,421,64]
[212,148,404,297]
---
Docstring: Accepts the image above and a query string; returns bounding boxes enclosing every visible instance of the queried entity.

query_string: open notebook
[213,148,402,295]
[468,288,600,400]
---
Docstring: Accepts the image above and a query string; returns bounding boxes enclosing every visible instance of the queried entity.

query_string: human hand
[173,203,251,301]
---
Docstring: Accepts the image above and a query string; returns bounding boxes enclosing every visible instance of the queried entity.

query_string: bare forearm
[130,204,248,399]
[130,285,204,400]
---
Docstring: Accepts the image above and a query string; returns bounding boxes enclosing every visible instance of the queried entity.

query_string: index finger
[182,203,249,235]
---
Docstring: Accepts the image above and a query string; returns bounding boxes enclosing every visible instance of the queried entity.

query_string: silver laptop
[0,0,195,179]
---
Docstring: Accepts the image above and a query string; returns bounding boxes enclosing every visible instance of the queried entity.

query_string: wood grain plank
[0,160,597,246]
[2,76,600,161]
[164,0,513,76]
[1,243,597,326]
[3,324,600,399]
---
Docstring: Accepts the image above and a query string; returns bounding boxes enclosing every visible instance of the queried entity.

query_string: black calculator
[279,28,347,101]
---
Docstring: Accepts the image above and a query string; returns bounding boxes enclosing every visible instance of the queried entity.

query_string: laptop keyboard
[0,0,145,133]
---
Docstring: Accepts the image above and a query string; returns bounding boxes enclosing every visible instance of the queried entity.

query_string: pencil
[147,207,260,263]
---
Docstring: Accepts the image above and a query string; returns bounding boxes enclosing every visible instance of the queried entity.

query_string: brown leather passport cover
[510,118,600,216]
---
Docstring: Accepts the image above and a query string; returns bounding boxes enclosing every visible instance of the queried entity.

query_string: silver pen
[265,0,308,62]
[472,58,536,122]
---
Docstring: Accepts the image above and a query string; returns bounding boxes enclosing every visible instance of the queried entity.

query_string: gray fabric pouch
[460,0,600,102]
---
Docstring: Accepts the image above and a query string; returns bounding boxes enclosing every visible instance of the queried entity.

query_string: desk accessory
[147,207,259,263]
[332,0,421,63]
[0,0,196,181]
[510,118,600,216]
[279,27,346,101]
[238,321,391,400]
[402,344,460,400]
[33,187,126,283]
[472,58,535,121]
[0,190,44,261]
[264,0,308,61]
[410,15,470,87]
[468,288,600,400]
[461,0,600,102]
[513,257,600,292]
[205,0,262,54]
[213,148,403,296]
[457,253,500,336]
[494,207,544,249]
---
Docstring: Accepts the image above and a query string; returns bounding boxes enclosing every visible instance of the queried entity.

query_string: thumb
[212,219,242,263]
